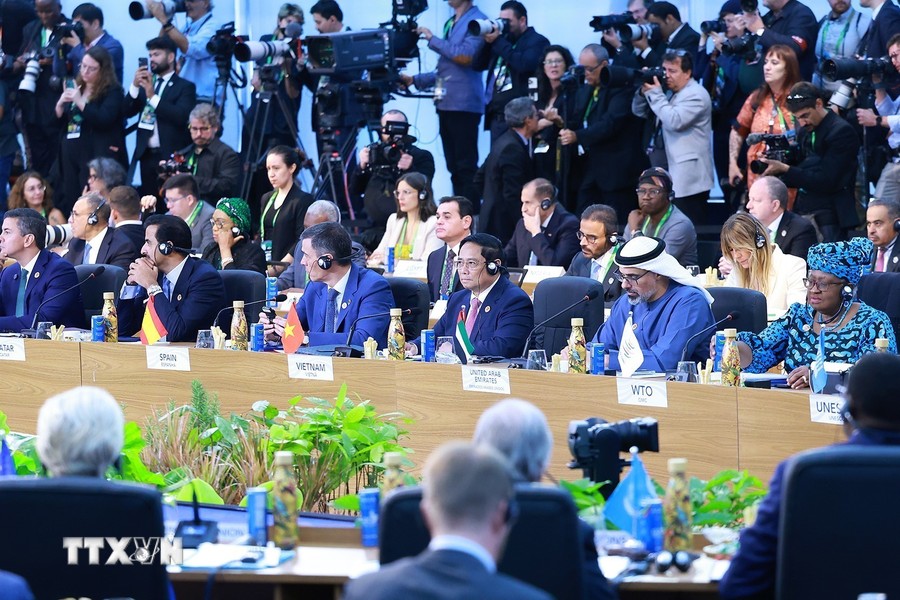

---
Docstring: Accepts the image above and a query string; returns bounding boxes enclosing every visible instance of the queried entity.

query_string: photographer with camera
[599,0,652,66]
[63,3,124,87]
[632,49,714,226]
[144,0,220,105]
[736,0,819,81]
[639,1,700,67]
[759,82,860,242]
[349,109,435,231]
[179,103,239,201]
[470,1,548,144]
[813,0,870,93]
[125,36,196,199]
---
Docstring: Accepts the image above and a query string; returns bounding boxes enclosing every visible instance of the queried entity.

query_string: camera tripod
[311,125,360,222]
[210,56,248,127]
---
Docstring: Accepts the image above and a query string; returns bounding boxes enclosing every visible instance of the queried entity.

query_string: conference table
[2,339,844,484]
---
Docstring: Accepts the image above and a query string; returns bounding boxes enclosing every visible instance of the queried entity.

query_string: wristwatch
[147,284,163,297]
[163,19,174,31]
[877,116,884,127]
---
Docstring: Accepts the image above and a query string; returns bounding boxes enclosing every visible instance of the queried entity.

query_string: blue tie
[15,269,28,317]
[82,242,92,265]
[325,288,338,333]
[161,277,172,300]
[590,261,601,281]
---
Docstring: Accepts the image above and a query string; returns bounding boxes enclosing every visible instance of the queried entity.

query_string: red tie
[877,247,886,272]
[465,297,481,336]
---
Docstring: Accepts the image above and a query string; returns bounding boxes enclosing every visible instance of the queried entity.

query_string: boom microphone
[520,288,601,358]
[23,266,107,336]
[212,294,288,329]
[334,307,420,358]
[679,311,740,363]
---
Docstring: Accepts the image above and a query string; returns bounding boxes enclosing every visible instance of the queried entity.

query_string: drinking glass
[526,349,548,371]
[36,321,53,340]
[435,336,459,364]
[675,361,699,383]
[195,330,214,349]
[686,265,700,277]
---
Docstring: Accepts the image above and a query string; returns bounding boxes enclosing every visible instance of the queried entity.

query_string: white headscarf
[615,236,714,304]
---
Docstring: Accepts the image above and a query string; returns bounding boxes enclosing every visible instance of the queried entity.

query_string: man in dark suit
[65,193,138,270]
[344,441,551,600]
[559,44,646,221]
[860,0,900,61]
[117,215,226,342]
[476,98,538,244]
[430,233,533,362]
[107,186,146,252]
[738,0,819,80]
[427,196,474,302]
[866,198,900,272]
[746,176,817,260]
[634,1,701,67]
[261,221,394,348]
[177,104,241,203]
[566,204,623,303]
[62,3,124,84]
[504,178,579,269]
[0,208,85,331]
[472,1,549,142]
[124,36,196,198]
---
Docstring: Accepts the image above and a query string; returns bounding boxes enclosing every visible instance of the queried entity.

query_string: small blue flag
[604,448,658,535]
[0,436,16,476]
[810,329,827,393]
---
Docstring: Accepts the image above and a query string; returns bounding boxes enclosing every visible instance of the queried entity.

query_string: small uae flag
[139,295,168,345]
[281,302,305,354]
[454,308,475,361]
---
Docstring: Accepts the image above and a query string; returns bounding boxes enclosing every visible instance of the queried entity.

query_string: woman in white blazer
[721,213,807,317]
[368,172,441,265]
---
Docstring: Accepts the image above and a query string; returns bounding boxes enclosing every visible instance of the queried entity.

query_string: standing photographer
[471,1,548,144]
[63,3,124,87]
[349,109,434,232]
[736,0,819,81]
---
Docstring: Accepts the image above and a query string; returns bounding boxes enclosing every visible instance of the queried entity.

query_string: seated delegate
[368,172,441,265]
[200,197,266,274]
[730,238,896,389]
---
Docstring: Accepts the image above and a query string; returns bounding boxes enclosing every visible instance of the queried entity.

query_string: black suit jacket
[476,129,534,244]
[65,228,139,271]
[124,73,196,161]
[774,210,817,261]
[343,548,551,600]
[504,205,580,269]
[426,245,464,302]
[863,0,900,59]
[259,183,314,263]
[60,85,128,167]
[115,223,146,253]
[641,23,701,67]
[566,252,623,303]
[18,14,69,131]
[870,238,900,273]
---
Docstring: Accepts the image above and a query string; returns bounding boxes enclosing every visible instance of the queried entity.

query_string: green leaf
[0,411,8,435]
[332,493,360,512]
[215,415,239,445]
[252,400,270,413]
[172,479,225,505]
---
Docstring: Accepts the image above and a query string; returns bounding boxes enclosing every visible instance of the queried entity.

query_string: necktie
[162,277,172,300]
[590,260,602,281]
[877,247,886,272]
[440,249,455,298]
[154,76,164,96]
[15,269,28,317]
[325,288,338,333]
[465,296,481,336]
[82,242,92,265]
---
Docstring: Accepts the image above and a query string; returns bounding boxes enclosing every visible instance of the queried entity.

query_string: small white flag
[619,311,644,377]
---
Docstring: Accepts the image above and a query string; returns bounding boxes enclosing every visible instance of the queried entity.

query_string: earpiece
[485,260,500,275]
[419,188,427,201]
[540,198,552,211]
[504,498,519,524]
[87,198,106,226]
[231,226,241,237]
[841,399,857,430]
[754,223,766,249]
[317,255,334,270]
[157,241,192,256]
[842,285,853,303]
[609,233,622,246]
[894,218,900,233]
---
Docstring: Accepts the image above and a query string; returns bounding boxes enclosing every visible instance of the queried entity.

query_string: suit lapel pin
[33,271,40,278]
[484,305,491,313]
[781,230,787,237]
[893,256,898,264]
[177,294,183,301]
[341,302,348,309]
[632,323,638,331]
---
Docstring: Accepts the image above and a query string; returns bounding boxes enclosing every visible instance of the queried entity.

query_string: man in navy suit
[117,215,226,342]
[125,36,196,198]
[344,441,551,600]
[62,3,124,84]
[430,233,533,361]
[64,193,139,270]
[566,203,623,303]
[0,208,85,331]
[426,196,473,302]
[504,178,579,269]
[261,221,394,348]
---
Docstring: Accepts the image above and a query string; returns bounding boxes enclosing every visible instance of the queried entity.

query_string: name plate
[461,366,511,394]
[616,378,668,408]
[809,394,844,425]
[0,338,25,361]
[393,260,428,279]
[287,354,334,381]
[523,265,565,283]
[146,346,191,371]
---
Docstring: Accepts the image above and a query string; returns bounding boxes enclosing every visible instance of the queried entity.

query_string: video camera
[601,65,666,88]
[206,22,247,60]
[157,152,192,181]
[747,131,799,174]
[366,120,414,171]
[823,56,894,81]
[129,0,185,20]
[56,20,85,43]
[568,417,660,496]
[559,65,585,87]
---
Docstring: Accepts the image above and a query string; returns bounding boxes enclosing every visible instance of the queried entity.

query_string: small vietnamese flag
[282,302,305,354]
[139,295,168,345]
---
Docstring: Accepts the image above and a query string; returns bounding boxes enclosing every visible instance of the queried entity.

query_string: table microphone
[212,294,288,329]
[679,311,740,363]
[335,307,419,358]
[23,266,106,337]
[520,288,600,358]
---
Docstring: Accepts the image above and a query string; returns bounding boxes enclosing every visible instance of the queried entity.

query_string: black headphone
[87,198,106,226]
[485,260,501,275]
[504,498,519,524]
[753,222,766,249]
[157,241,192,256]
[655,550,697,574]
[609,233,623,246]
[842,284,853,303]
[539,185,559,211]
[418,188,427,201]
[894,218,900,233]
[231,226,241,237]
[317,247,361,270]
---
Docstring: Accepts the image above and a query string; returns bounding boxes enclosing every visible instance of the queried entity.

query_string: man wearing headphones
[720,352,900,599]
[428,233,533,362]
[566,203,623,303]
[118,215,226,343]
[624,167,698,267]
[64,193,139,270]
[866,198,900,273]
[503,178,579,269]
[260,222,394,348]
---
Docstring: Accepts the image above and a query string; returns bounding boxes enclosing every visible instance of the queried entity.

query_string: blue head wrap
[806,237,873,286]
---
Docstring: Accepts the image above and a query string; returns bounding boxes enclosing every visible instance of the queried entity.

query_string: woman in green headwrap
[201,197,266,274]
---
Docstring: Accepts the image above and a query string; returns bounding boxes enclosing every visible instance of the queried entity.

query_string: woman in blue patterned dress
[732,237,896,389]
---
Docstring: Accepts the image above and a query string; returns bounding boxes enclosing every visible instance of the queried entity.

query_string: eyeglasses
[453,259,486,271]
[209,218,231,229]
[635,187,665,198]
[581,63,602,73]
[612,269,652,283]
[576,231,601,244]
[393,189,417,198]
[165,195,187,204]
[803,278,845,292]
[189,125,212,133]
[543,59,565,66]
[80,64,99,73]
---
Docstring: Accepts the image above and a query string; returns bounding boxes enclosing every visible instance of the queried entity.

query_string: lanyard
[442,16,455,38]
[641,204,673,238]
[396,217,420,253]
[186,152,197,175]
[599,251,616,281]
[769,94,790,133]
[583,88,599,126]
[260,190,282,239]
[818,10,854,58]
[185,201,203,227]
[184,13,213,37]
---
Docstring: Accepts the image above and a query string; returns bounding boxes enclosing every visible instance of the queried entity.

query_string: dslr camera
[747,131,799,174]
[157,152,192,181]
[721,32,759,59]
[468,17,509,37]
[366,120,413,171]
[601,65,667,88]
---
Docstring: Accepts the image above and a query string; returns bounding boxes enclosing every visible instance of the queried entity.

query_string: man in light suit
[566,203,623,303]
[0,209,85,331]
[344,441,551,600]
[65,193,139,270]
[430,233,533,362]
[867,198,900,273]
[632,49,714,226]
[262,222,394,348]
[124,36,196,198]
[504,178,579,269]
[427,196,473,302]
[117,215,226,342]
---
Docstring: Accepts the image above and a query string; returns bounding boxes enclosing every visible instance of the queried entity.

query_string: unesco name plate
[616,378,668,408]
[0,338,25,361]
[461,366,511,394]
[287,355,335,381]
[809,394,843,425]
[146,346,191,371]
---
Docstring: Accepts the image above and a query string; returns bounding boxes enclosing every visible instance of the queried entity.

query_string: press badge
[66,120,81,139]
[138,105,157,131]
